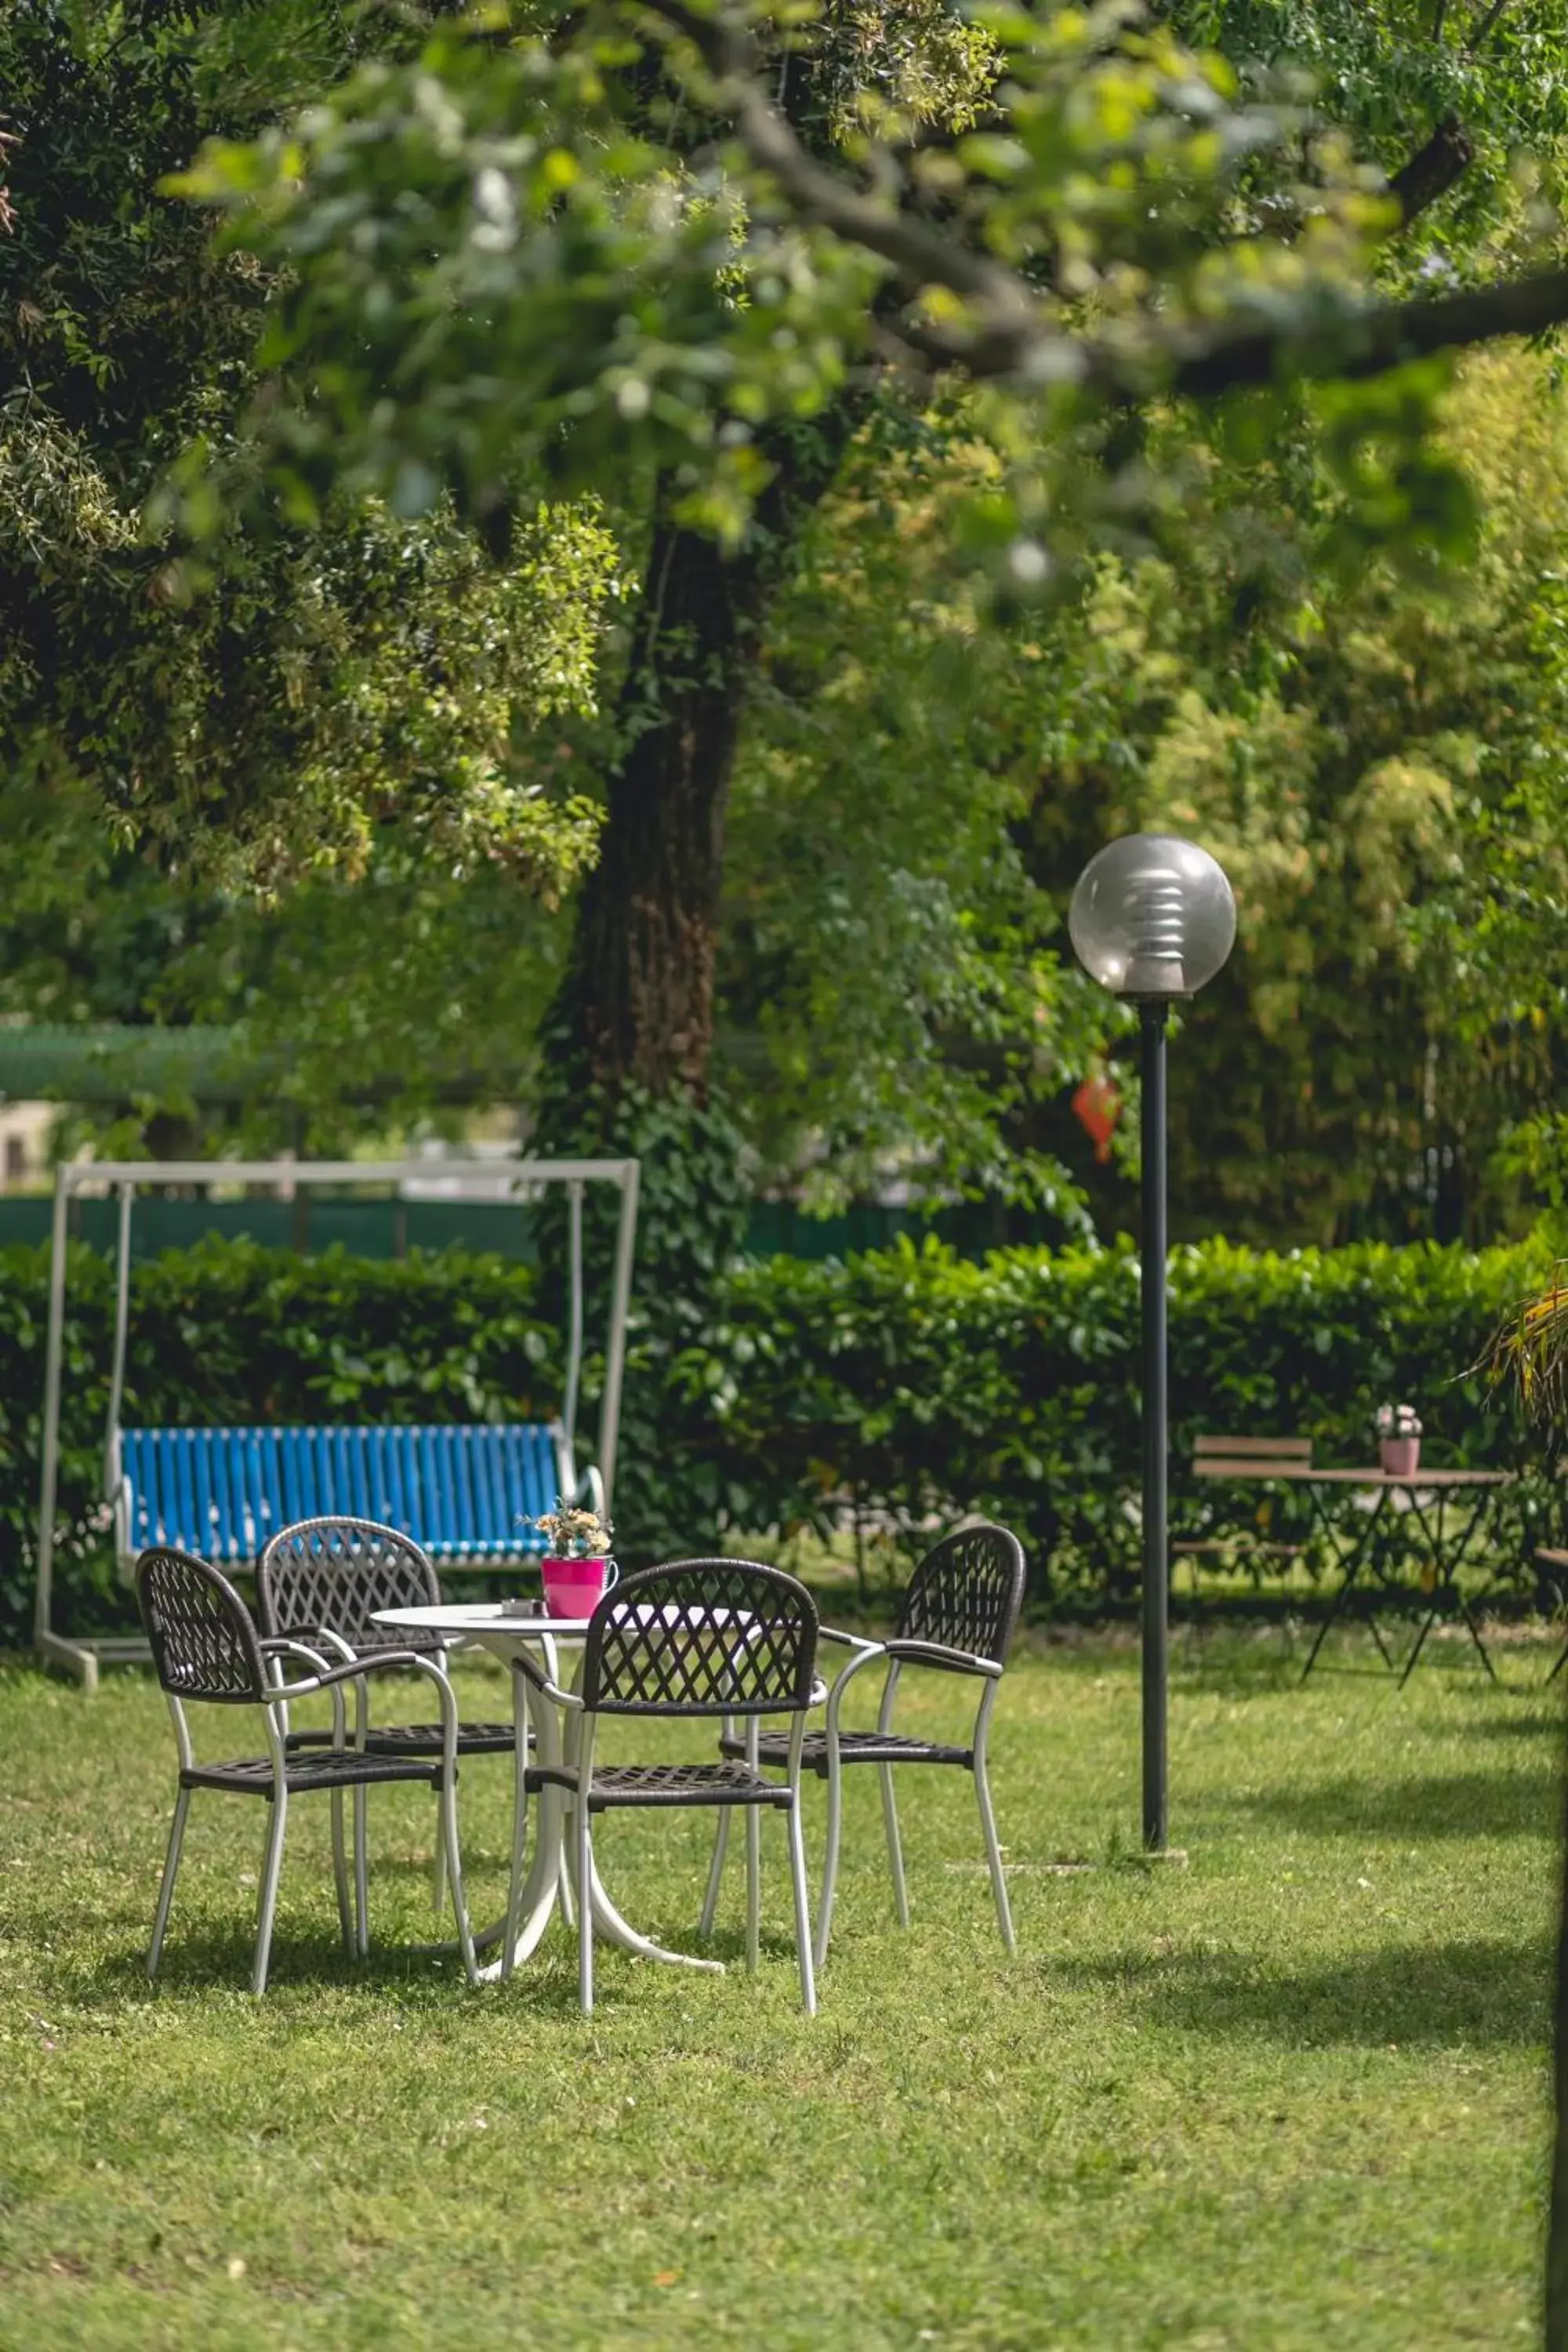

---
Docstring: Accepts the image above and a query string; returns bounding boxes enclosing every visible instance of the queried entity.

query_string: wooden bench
[1175,1435,1313,1583]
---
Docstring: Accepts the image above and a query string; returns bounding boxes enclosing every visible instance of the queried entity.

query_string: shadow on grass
[1057,1932,1547,2048]
[57,1909,770,2012]
[1211,1766,1556,1842]
[1464,1709,1566,1740]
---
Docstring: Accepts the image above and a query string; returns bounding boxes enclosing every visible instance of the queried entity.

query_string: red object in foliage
[1072,1073,1121,1163]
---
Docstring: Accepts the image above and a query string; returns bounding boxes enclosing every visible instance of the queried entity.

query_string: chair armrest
[263,1639,353,1748]
[263,1637,337,1677]
[880,1639,1003,1680]
[262,1626,358,1667]
[270,1649,433,1699]
[818,1624,885,1657]
[508,1650,582,1711]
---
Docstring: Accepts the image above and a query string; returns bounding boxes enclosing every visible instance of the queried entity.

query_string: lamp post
[1069,835,1236,1851]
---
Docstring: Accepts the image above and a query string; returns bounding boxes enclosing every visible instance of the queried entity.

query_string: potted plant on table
[1375,1403,1422,1479]
[533,1500,617,1619]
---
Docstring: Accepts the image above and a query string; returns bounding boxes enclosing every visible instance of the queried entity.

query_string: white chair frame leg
[328,1790,354,1955]
[678,1712,817,2008]
[745,1718,762,1973]
[253,1762,289,1998]
[972,1679,1014,1951]
[267,1631,365,1959]
[699,1799,731,1939]
[815,1645,887,1972]
[809,1646,1012,1973]
[151,1676,356,1994]
[145,1616,477,1996]
[783,1711,816,2015]
[564,1709,811,2015]
[500,1669,534,1984]
[269,1647,476,1989]
[575,1718,598,2015]
[876,1663,909,1929]
[146,1784,190,1980]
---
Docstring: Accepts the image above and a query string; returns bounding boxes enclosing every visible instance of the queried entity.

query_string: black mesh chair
[703,1523,1026,1968]
[258,1517,524,1936]
[136,1544,477,1994]
[257,1518,518,1757]
[508,1560,824,2015]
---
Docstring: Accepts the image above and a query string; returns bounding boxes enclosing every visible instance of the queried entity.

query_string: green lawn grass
[0,1624,1559,2350]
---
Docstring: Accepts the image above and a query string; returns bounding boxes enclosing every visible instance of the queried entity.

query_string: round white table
[372,1602,726,1987]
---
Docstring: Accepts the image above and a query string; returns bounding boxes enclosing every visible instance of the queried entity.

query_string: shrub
[1,1229,1554,1649]
[1,1240,557,1646]
[667,1235,1559,1599]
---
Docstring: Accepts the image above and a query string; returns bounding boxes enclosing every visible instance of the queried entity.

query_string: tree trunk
[554,412,860,1104]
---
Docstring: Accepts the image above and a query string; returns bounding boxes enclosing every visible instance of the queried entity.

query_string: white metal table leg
[481,1668,564,1985]
[579,1845,727,1974]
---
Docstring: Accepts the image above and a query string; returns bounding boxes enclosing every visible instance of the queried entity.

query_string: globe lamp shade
[1069,834,1236,1000]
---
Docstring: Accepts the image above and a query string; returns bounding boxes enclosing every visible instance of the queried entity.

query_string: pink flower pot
[541,1555,619,1619]
[1380,1436,1420,1479]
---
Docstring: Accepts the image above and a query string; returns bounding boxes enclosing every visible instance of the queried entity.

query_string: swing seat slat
[113,1422,583,1571]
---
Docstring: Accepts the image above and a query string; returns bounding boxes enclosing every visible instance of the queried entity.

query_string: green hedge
[0,1240,559,1646]
[672,1236,1559,1596]
[1,1231,1556,1649]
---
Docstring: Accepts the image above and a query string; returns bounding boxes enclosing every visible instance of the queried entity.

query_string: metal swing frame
[34,1155,640,1691]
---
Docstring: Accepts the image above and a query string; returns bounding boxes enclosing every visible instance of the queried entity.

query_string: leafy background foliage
[0,0,618,898]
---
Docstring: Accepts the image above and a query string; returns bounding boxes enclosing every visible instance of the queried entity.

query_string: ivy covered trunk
[532,414,863,1406]
[550,413,862,1108]
[556,488,762,1102]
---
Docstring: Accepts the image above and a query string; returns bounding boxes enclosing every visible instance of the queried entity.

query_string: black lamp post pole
[1140,999,1170,1853]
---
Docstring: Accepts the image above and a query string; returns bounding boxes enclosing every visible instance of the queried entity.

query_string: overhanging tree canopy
[171,0,1568,1138]
[182,0,1568,549]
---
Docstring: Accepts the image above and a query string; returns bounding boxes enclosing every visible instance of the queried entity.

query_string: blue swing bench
[35,1156,639,1686]
[111,1420,595,1572]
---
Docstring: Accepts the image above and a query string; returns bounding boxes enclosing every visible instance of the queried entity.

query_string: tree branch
[638,0,1568,407]
[1470,0,1515,50]
[1387,115,1475,227]
[1159,268,1568,400]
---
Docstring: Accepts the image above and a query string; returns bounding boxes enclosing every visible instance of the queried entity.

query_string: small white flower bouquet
[1374,1403,1422,1475]
[531,1499,614,1560]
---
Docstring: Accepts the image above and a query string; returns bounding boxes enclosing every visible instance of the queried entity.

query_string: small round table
[373,1602,726,1987]
[1192,1461,1513,1682]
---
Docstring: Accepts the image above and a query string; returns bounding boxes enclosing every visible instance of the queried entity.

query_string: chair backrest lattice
[136,1545,267,1705]
[580,1560,819,1717]
[258,1518,442,1657]
[896,1525,1027,1666]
